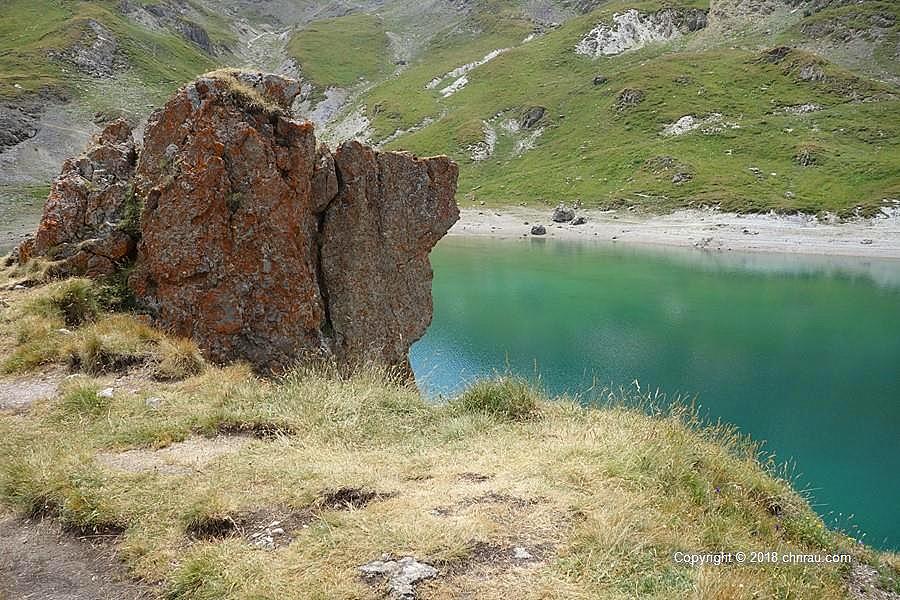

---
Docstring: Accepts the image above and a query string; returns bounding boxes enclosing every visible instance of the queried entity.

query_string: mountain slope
[0,0,897,218]
[327,0,899,215]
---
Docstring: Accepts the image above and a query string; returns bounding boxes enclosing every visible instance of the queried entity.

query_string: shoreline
[449,207,900,260]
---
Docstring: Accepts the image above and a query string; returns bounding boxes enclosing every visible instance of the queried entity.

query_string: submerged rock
[16,119,138,277]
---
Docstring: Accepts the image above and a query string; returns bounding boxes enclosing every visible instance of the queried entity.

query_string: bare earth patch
[0,370,63,412]
[0,515,150,600]
[187,508,316,551]
[95,435,252,476]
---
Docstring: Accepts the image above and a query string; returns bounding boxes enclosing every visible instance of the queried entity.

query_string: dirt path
[0,516,151,600]
[0,370,64,412]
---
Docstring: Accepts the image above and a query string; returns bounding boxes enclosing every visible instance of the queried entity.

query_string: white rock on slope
[426,48,509,92]
[575,9,707,57]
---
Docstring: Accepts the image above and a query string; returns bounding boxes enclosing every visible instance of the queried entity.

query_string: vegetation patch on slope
[287,14,393,90]
[0,0,220,100]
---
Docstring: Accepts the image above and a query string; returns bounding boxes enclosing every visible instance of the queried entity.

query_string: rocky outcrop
[15,70,458,372]
[0,100,41,152]
[49,20,126,78]
[321,141,459,369]
[128,72,328,368]
[119,1,217,55]
[14,70,457,372]
[15,119,138,277]
[575,8,708,57]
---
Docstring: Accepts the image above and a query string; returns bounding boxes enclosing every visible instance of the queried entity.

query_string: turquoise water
[411,237,900,550]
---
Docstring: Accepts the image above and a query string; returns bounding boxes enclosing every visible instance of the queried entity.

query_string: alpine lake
[411,236,900,550]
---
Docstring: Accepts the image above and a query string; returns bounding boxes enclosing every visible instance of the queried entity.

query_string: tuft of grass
[449,376,541,421]
[204,69,285,118]
[25,278,100,328]
[65,315,159,376]
[151,338,206,381]
[58,381,108,417]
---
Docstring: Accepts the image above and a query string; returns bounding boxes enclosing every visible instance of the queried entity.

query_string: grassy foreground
[0,271,898,599]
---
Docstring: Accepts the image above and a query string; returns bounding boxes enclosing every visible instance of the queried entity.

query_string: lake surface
[411,237,900,550]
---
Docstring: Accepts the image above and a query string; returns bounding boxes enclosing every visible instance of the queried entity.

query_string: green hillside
[341,0,899,215]
[1,0,897,215]
[287,14,393,89]
[0,0,223,101]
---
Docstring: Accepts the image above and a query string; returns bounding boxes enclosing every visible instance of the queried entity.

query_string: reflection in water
[411,237,900,550]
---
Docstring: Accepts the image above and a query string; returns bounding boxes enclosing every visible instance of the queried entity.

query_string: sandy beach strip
[450,207,900,259]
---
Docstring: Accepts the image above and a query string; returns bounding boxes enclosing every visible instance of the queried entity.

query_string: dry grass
[0,277,897,599]
[0,275,205,379]
[203,68,285,118]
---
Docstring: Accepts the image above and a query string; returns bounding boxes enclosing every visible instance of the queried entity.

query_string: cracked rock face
[16,119,138,277]
[321,141,459,369]
[126,72,458,371]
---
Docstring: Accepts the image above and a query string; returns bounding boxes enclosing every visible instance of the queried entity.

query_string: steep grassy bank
[0,270,897,598]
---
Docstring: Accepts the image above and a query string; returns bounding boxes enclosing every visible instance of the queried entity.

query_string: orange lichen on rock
[15,71,459,372]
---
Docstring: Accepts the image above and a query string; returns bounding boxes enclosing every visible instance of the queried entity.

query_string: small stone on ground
[360,556,437,599]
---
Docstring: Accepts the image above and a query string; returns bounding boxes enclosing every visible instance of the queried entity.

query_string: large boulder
[14,70,458,372]
[15,119,138,277]
[127,70,458,371]
[322,141,458,369]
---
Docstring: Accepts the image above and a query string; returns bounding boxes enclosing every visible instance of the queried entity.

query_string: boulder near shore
[13,70,460,372]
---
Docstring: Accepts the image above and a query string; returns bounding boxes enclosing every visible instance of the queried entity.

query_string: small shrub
[96,267,137,312]
[118,186,143,239]
[451,377,541,421]
[152,338,205,381]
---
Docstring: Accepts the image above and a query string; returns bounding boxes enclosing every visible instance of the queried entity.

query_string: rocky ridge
[14,70,459,372]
